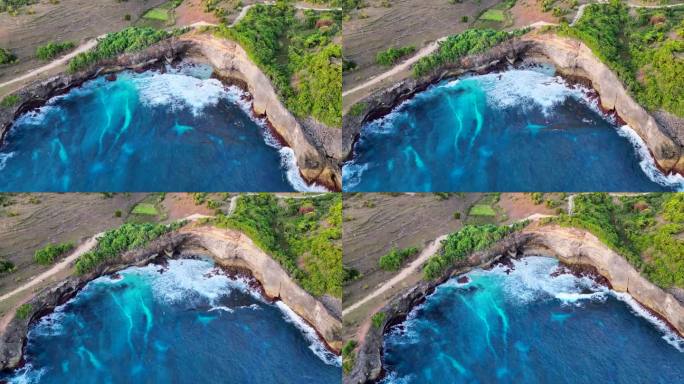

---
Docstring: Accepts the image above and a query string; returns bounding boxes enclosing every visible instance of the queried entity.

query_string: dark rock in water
[105,74,117,82]
[456,275,470,284]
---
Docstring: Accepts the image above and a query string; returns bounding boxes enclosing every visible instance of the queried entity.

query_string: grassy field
[142,7,170,22]
[479,9,505,22]
[469,204,497,216]
[131,203,159,216]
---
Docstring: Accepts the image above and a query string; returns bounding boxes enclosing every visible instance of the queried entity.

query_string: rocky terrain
[0,224,342,371]
[342,32,684,177]
[345,224,684,384]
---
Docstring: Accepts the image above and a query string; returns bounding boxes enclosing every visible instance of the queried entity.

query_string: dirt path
[0,36,101,90]
[342,233,448,317]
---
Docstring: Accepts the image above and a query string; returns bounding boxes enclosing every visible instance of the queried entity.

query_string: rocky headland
[0,32,342,191]
[345,224,684,384]
[0,225,342,371]
[342,32,684,176]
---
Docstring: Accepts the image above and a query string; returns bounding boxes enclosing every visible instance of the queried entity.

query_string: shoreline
[341,33,684,182]
[345,225,684,384]
[0,225,342,372]
[0,33,341,191]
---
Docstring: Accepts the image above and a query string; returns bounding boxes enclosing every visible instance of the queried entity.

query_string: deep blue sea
[1,259,340,383]
[344,66,684,192]
[0,64,325,192]
[382,256,684,384]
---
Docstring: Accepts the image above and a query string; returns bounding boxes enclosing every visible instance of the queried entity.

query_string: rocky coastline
[345,224,684,384]
[0,225,342,372]
[342,32,684,177]
[0,33,342,191]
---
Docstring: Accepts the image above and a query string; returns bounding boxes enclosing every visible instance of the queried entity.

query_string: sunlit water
[344,66,684,192]
[0,64,325,192]
[382,256,684,384]
[1,259,340,383]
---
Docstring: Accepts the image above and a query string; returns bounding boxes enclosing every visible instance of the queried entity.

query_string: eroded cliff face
[345,225,684,384]
[0,226,342,371]
[343,33,684,176]
[0,33,342,190]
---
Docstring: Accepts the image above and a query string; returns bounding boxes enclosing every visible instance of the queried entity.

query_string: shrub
[348,102,366,117]
[371,312,386,328]
[0,47,17,64]
[36,41,75,60]
[461,16,469,23]
[114,210,122,218]
[342,340,357,374]
[68,27,172,73]
[75,222,182,274]
[376,45,416,66]
[16,303,32,320]
[378,246,419,271]
[124,14,131,21]
[531,192,543,205]
[0,95,20,108]
[34,242,74,265]
[0,258,15,274]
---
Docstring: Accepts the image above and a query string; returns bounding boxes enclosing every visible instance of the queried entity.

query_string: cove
[381,256,684,384]
[0,64,323,192]
[0,259,341,383]
[343,66,684,192]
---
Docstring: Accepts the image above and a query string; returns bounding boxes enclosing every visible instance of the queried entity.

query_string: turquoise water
[344,66,684,192]
[382,256,684,384]
[0,64,324,192]
[1,259,341,383]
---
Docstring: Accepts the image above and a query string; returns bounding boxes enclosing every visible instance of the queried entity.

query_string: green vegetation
[479,9,505,22]
[34,242,74,265]
[143,7,170,21]
[413,28,527,77]
[378,246,419,271]
[558,1,684,116]
[375,45,416,66]
[348,102,366,117]
[0,47,17,64]
[0,258,15,274]
[212,193,342,297]
[68,27,173,73]
[424,223,527,280]
[75,222,183,275]
[36,41,75,61]
[342,340,357,374]
[531,192,544,205]
[469,204,497,217]
[0,0,36,13]
[217,4,342,127]
[554,193,684,288]
[0,95,20,108]
[132,203,159,216]
[16,303,32,320]
[371,312,386,328]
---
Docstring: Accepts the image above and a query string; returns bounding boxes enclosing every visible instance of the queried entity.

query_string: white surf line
[342,214,556,317]
[342,21,556,100]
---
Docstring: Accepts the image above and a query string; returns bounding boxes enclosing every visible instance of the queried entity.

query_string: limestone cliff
[0,226,342,371]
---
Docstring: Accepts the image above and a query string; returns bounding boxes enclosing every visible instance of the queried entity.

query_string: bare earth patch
[509,0,558,28]
[175,0,220,26]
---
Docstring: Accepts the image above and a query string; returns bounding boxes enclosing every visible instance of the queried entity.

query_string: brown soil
[498,193,566,223]
[510,0,557,27]
[161,192,218,222]
[175,0,220,26]
[342,0,500,91]
[0,193,148,296]
[0,0,166,85]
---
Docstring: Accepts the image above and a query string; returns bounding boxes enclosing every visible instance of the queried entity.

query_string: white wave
[30,310,67,338]
[209,305,234,313]
[13,105,60,126]
[0,151,14,170]
[4,363,47,384]
[275,301,341,367]
[278,147,329,192]
[616,125,684,191]
[341,161,368,191]
[612,291,684,352]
